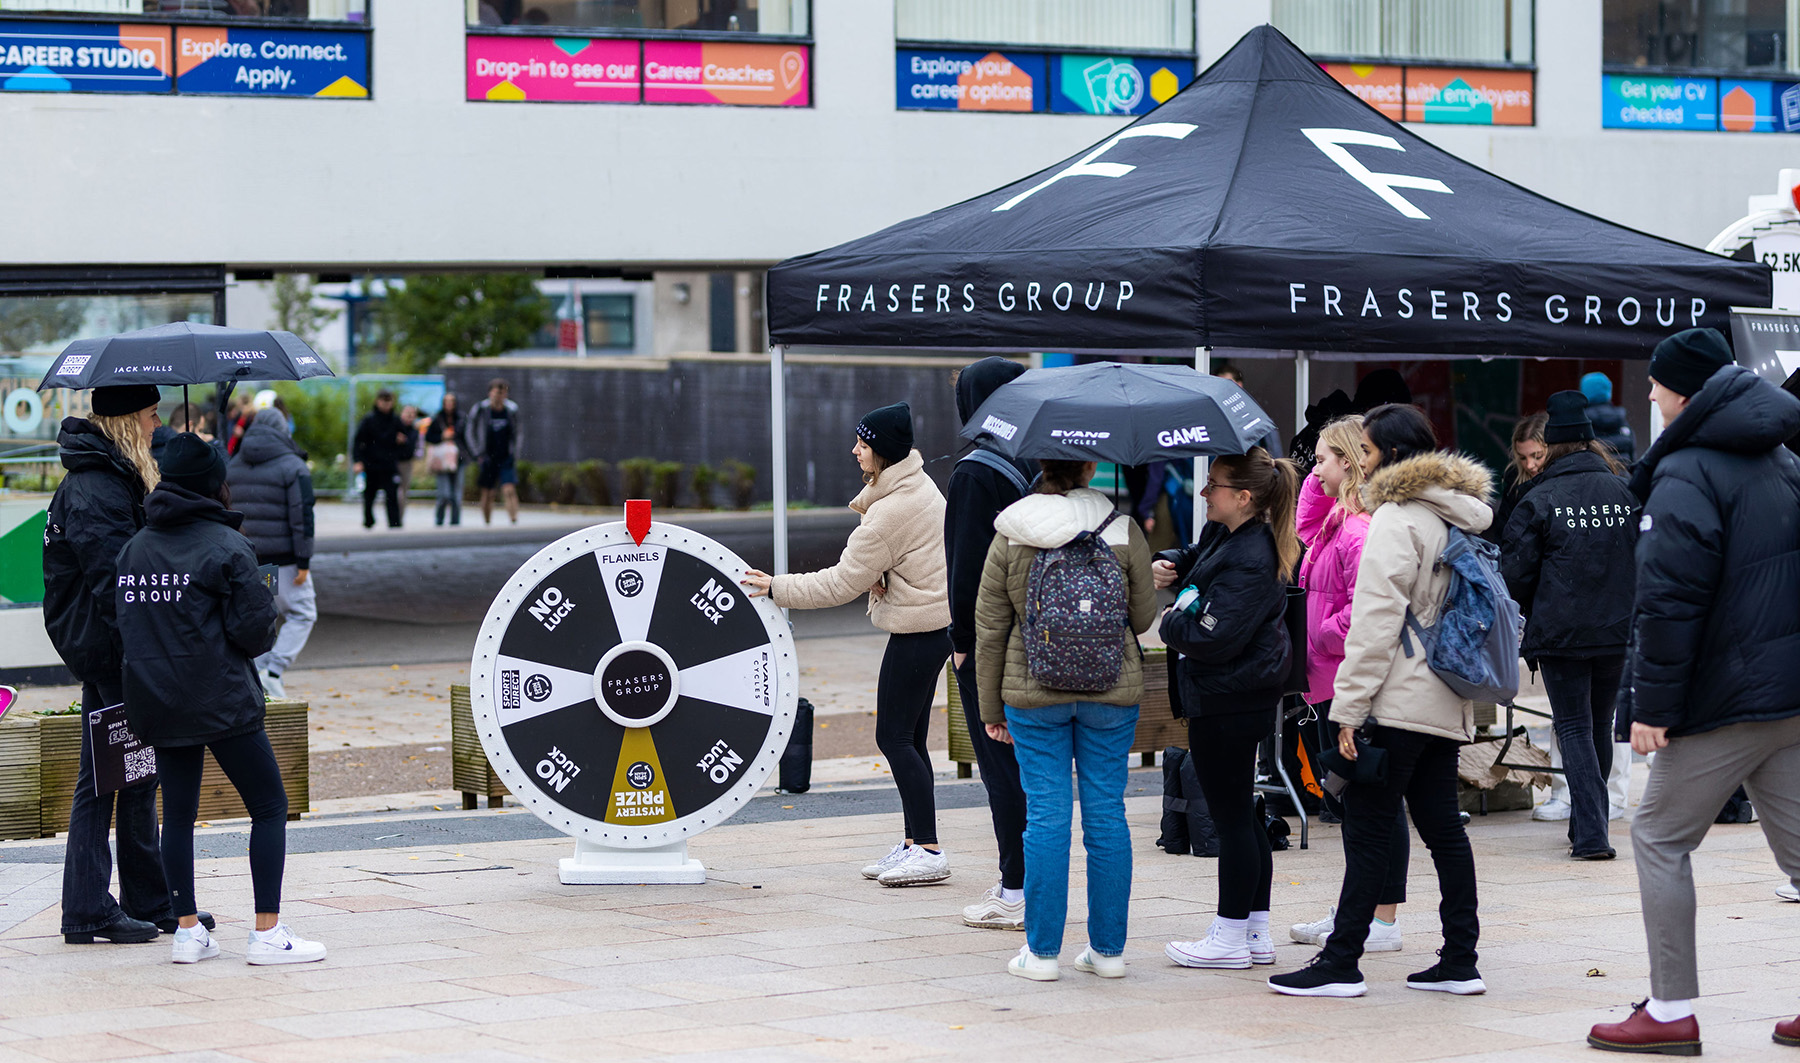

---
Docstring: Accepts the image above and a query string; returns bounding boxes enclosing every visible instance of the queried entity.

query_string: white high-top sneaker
[1165,921,1251,969]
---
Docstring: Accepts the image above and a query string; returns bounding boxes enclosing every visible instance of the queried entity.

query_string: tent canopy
[768,26,1770,359]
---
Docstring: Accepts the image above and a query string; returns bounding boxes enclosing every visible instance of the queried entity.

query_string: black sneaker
[1406,954,1486,996]
[1268,956,1367,997]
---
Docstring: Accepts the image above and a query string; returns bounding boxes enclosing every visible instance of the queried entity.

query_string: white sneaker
[1008,944,1059,981]
[1073,945,1125,978]
[245,923,326,965]
[260,670,285,699]
[1532,797,1572,821]
[1609,803,1626,821]
[877,846,950,887]
[1166,921,1251,970]
[1321,917,1403,953]
[170,924,218,964]
[1777,883,1799,903]
[861,843,907,880]
[1248,927,1275,965]
[1290,908,1337,945]
[962,883,1024,929]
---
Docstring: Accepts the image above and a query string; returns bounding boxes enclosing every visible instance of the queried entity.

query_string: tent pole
[770,344,790,578]
[1194,346,1210,537]
[1294,350,1310,450]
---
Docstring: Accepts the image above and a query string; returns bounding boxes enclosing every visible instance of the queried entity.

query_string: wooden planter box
[945,647,1188,776]
[31,700,308,838]
[451,684,508,809]
[0,715,42,841]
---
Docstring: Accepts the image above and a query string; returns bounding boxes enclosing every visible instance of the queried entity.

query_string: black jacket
[1588,402,1636,461]
[114,484,278,748]
[41,418,148,683]
[1484,465,1536,547]
[1157,521,1290,718]
[945,357,1033,656]
[1500,449,1638,661]
[352,407,408,472]
[1621,365,1800,738]
[425,406,472,464]
[227,418,316,568]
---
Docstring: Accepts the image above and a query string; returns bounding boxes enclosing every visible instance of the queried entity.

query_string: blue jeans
[1005,701,1139,959]
[62,680,172,934]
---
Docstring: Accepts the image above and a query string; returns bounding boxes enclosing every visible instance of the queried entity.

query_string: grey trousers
[1631,714,1800,999]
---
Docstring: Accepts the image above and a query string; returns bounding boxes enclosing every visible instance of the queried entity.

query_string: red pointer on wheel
[625,499,652,545]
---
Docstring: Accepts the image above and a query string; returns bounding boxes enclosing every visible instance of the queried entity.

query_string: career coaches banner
[466,35,639,102]
[175,25,367,97]
[642,41,808,106]
[0,19,170,94]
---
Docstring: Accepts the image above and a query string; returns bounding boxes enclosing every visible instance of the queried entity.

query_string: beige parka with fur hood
[1330,452,1494,743]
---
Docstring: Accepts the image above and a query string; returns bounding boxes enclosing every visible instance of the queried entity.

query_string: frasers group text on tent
[1286,284,1712,330]
[813,280,1134,315]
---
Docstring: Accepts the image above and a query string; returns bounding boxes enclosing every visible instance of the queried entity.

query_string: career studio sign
[0,19,170,93]
[175,25,368,98]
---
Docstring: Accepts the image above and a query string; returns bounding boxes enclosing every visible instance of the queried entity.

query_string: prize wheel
[469,520,796,848]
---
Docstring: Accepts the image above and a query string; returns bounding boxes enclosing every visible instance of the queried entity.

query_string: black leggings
[159,728,288,917]
[876,628,950,847]
[1189,710,1276,920]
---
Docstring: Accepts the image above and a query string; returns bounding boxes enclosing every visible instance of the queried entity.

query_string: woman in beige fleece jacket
[743,402,952,886]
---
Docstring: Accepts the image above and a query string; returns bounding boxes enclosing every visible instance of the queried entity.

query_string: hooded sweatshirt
[1331,451,1494,742]
[945,357,1033,656]
[228,408,316,568]
[973,487,1156,722]
[42,418,148,683]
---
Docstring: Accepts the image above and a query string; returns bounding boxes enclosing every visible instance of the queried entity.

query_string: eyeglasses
[1201,479,1236,494]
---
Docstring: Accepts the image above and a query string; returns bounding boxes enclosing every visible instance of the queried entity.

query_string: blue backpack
[1399,525,1523,704]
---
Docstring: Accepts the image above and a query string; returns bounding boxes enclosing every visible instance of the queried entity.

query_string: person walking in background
[1581,371,1636,462]
[1271,404,1489,999]
[1587,329,1800,1055]
[395,404,422,513]
[972,458,1156,981]
[228,407,318,701]
[1500,392,1637,862]
[115,434,326,967]
[1157,448,1298,972]
[426,392,467,526]
[41,384,189,945]
[944,357,1034,931]
[469,378,522,526]
[742,402,953,887]
[352,389,407,530]
[1288,415,1409,955]
[223,390,255,457]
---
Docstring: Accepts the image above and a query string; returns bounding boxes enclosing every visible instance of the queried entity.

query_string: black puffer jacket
[1158,521,1290,718]
[945,357,1033,657]
[1588,402,1636,461]
[1621,365,1800,737]
[1500,449,1638,662]
[352,407,408,472]
[114,484,278,747]
[41,418,148,683]
[227,414,315,568]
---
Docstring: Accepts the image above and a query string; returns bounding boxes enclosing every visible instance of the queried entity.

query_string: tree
[268,274,341,350]
[381,273,548,373]
[0,297,85,353]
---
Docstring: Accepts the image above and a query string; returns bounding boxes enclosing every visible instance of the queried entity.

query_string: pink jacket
[1295,472,1371,705]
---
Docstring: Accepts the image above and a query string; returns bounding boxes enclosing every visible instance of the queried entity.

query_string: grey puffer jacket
[226,410,315,568]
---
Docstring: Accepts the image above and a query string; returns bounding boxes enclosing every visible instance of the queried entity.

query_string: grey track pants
[1631,714,1800,999]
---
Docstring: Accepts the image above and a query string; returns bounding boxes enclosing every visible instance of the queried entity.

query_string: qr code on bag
[123,746,157,783]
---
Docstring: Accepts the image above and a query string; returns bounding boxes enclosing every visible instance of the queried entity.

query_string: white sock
[1247,911,1270,935]
[1646,997,1694,1023]
[1213,916,1249,947]
[999,887,1024,903]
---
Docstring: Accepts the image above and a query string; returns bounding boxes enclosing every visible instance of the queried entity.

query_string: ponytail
[1213,447,1303,582]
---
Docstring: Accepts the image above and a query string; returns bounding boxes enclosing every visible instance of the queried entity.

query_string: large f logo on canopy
[1302,128,1453,220]
[993,122,1198,212]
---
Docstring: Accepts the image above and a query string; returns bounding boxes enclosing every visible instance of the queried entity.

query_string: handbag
[425,441,460,473]
[1281,584,1308,695]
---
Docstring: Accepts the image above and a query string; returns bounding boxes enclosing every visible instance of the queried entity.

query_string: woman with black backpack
[973,459,1156,981]
[1157,447,1299,972]
[1501,391,1638,861]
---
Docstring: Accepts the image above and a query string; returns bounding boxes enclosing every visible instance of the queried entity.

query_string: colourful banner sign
[1405,67,1532,125]
[643,41,807,106]
[466,36,638,102]
[1321,63,1403,121]
[175,25,367,98]
[1602,74,1717,130]
[895,48,1044,112]
[1050,54,1192,115]
[0,19,170,93]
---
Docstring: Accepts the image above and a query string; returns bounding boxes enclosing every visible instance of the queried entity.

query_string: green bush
[651,462,683,508]
[688,463,718,509]
[575,460,611,507]
[724,459,756,510]
[619,457,655,501]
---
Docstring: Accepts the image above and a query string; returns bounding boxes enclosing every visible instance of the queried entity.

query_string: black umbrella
[958,362,1275,464]
[36,322,335,392]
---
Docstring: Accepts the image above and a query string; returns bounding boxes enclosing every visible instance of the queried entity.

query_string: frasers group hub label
[175,26,368,97]
[0,20,171,93]
[896,48,1044,111]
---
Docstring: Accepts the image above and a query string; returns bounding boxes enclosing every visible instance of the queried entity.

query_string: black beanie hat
[159,432,227,497]
[856,401,913,464]
[1649,328,1733,398]
[1542,390,1595,445]
[91,384,161,418]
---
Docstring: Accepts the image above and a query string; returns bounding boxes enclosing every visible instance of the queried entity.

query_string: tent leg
[1294,350,1310,451]
[1194,346,1210,538]
[770,344,790,578]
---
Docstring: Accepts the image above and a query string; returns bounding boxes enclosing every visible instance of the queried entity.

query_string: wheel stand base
[559,838,706,885]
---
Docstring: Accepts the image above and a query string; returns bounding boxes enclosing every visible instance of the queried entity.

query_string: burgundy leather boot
[1587,1002,1702,1056]
[1774,1013,1800,1047]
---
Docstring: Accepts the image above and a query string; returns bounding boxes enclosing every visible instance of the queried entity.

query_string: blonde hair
[88,412,159,495]
[1506,412,1548,483]
[1212,447,1302,582]
[1316,415,1367,513]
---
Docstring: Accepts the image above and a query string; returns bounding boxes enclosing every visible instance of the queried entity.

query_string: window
[1604,0,1794,73]
[1274,0,1533,66]
[467,0,807,37]
[0,0,368,20]
[527,293,635,351]
[896,0,1192,52]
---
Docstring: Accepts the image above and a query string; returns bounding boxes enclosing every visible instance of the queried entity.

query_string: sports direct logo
[980,414,1018,440]
[1157,425,1211,446]
[57,355,90,376]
